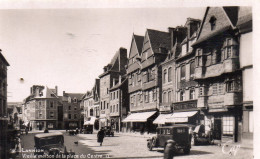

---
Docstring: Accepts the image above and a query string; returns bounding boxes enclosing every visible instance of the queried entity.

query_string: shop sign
[159,105,171,112]
[173,101,197,110]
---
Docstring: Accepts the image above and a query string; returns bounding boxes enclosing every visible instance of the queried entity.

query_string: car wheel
[183,148,190,154]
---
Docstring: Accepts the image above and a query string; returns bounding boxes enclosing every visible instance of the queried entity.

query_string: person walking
[97,127,105,146]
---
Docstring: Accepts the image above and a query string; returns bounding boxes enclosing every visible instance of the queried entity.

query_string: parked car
[147,125,191,154]
[104,126,114,137]
[83,125,93,134]
[34,132,74,158]
[193,124,213,145]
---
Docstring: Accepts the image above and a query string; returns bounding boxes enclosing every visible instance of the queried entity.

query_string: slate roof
[193,6,251,46]
[65,93,84,100]
[147,29,171,53]
[134,34,144,54]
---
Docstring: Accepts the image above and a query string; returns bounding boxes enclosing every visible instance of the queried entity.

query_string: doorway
[213,118,222,140]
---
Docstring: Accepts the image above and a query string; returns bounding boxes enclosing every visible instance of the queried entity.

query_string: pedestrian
[25,127,28,135]
[164,140,176,159]
[97,127,105,146]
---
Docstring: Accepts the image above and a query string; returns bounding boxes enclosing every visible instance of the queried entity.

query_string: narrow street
[19,130,253,159]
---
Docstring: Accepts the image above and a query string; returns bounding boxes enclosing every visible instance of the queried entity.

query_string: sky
[0,7,207,102]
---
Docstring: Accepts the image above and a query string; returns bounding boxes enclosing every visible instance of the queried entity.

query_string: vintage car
[147,125,191,154]
[34,132,74,158]
[104,126,114,137]
[192,124,213,145]
[83,125,93,134]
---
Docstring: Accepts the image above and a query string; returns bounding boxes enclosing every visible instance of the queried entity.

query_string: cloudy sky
[0,0,254,102]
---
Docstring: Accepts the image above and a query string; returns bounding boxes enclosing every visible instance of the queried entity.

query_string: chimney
[168,27,175,49]
[55,86,58,95]
[63,91,65,96]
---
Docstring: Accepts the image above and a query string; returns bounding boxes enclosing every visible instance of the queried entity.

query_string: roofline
[196,7,209,40]
[0,52,10,66]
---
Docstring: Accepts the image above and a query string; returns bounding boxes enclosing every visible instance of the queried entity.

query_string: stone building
[109,76,129,132]
[166,19,201,126]
[82,79,100,132]
[236,7,253,148]
[24,85,61,130]
[192,7,249,143]
[61,91,84,130]
[154,26,187,125]
[123,29,171,133]
[0,50,9,159]
[98,48,128,128]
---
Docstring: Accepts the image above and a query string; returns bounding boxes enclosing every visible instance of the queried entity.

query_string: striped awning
[166,111,198,123]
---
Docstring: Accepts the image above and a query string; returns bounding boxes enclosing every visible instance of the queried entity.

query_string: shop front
[122,111,158,133]
[204,106,242,143]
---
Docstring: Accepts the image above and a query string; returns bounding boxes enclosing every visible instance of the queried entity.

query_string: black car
[104,126,114,137]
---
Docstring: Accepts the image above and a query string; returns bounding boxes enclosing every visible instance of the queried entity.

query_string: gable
[198,7,233,40]
[141,31,153,60]
[129,37,139,59]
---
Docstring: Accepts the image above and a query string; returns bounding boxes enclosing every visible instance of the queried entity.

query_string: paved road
[19,130,253,159]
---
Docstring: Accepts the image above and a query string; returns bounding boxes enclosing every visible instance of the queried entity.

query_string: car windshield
[39,136,63,147]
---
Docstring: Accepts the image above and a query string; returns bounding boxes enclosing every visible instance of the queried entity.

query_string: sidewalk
[115,132,155,138]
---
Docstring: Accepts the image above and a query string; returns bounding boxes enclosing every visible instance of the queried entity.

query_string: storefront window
[223,115,234,136]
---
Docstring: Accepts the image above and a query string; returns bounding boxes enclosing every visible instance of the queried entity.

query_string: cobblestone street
[19,130,253,159]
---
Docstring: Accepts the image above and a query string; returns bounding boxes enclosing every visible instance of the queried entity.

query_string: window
[145,91,149,103]
[68,106,71,110]
[181,65,186,81]
[168,91,171,103]
[223,116,234,135]
[68,114,71,119]
[226,81,234,92]
[180,91,185,101]
[190,89,195,100]
[74,114,77,119]
[110,106,112,112]
[190,62,195,78]
[117,91,119,99]
[74,98,77,103]
[153,90,157,101]
[100,102,103,110]
[163,92,167,103]
[209,16,217,31]
[116,104,119,112]
[212,84,218,95]
[163,69,167,83]
[107,88,109,94]
[218,83,224,94]
[113,92,115,100]
[110,93,112,100]
[50,112,54,118]
[113,105,115,112]
[168,67,172,82]
[133,95,136,106]
[74,106,77,110]
[107,103,109,109]
[104,101,106,109]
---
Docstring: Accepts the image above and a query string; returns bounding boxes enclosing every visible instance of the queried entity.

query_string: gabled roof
[193,7,240,46]
[0,51,10,66]
[236,6,252,33]
[134,34,144,54]
[146,29,171,53]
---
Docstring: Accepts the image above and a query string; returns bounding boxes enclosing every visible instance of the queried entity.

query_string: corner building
[192,7,250,143]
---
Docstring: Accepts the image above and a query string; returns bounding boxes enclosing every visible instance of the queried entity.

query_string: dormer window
[74,98,77,103]
[68,97,71,103]
[209,16,217,31]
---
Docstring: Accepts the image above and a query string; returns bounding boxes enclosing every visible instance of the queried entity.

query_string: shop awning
[84,117,96,125]
[122,111,156,122]
[166,111,198,123]
[153,114,172,124]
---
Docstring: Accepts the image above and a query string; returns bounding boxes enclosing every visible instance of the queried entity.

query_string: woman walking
[97,127,105,146]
